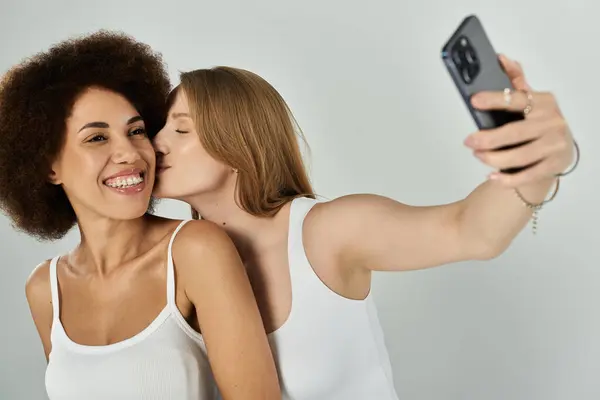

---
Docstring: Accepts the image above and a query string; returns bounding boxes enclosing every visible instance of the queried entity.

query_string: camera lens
[465,49,477,64]
[452,50,462,66]
[451,36,480,84]
[461,67,472,84]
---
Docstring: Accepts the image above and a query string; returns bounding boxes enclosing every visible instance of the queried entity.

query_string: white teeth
[105,175,144,188]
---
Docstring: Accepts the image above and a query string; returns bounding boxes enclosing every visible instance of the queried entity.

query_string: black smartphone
[441,14,529,174]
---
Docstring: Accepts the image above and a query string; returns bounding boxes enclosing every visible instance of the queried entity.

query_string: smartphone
[441,14,528,174]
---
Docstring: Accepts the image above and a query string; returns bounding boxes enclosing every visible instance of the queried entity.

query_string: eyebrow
[171,112,191,119]
[77,116,144,133]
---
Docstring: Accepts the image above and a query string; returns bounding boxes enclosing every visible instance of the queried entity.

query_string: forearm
[457,176,556,257]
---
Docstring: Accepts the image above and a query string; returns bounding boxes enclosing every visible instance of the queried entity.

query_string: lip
[157,165,171,173]
[105,179,147,195]
[103,167,145,182]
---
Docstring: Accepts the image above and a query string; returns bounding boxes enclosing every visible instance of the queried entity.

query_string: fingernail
[464,136,474,146]
[471,95,484,108]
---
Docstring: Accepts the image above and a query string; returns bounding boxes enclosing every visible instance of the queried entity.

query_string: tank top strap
[287,196,320,283]
[48,255,61,323]
[166,220,193,308]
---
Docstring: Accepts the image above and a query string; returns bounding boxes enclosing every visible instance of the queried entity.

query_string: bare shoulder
[302,196,382,278]
[305,193,416,236]
[303,196,356,248]
[302,194,414,294]
[172,220,235,256]
[304,194,396,238]
[311,193,409,218]
[170,220,240,275]
[25,259,52,308]
[25,259,54,360]
[170,220,250,314]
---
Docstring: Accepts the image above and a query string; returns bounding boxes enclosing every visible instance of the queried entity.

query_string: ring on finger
[503,88,512,106]
[522,90,534,116]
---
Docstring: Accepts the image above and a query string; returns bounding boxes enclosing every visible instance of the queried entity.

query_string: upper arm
[172,221,280,400]
[25,261,54,362]
[315,194,480,273]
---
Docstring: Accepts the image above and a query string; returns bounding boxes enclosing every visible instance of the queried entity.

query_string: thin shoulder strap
[287,196,319,274]
[48,256,61,322]
[166,220,193,307]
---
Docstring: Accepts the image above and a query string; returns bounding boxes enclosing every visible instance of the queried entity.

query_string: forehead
[168,88,189,112]
[67,87,139,128]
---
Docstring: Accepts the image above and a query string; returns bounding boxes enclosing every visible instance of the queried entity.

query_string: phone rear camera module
[452,36,480,84]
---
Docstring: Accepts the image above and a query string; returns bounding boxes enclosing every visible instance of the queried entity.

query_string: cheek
[182,152,229,185]
[138,142,156,174]
[170,143,231,193]
[59,151,102,185]
[56,151,107,204]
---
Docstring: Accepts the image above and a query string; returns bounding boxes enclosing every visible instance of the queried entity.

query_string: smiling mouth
[103,171,146,192]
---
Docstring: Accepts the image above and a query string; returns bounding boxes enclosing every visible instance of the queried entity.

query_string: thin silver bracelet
[514,177,560,235]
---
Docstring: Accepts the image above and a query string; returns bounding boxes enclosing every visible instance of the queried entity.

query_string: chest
[46,319,215,400]
[266,297,397,400]
[58,265,168,347]
[244,245,292,334]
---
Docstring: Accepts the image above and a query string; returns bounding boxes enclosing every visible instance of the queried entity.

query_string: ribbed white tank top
[45,220,218,400]
[218,196,399,400]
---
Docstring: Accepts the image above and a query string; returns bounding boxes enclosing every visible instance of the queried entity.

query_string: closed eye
[175,129,189,134]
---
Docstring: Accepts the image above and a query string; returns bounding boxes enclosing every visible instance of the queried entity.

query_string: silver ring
[522,90,534,116]
[503,88,512,106]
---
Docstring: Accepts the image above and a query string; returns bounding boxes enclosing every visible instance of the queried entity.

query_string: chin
[107,204,151,220]
[103,193,153,218]
[152,184,182,201]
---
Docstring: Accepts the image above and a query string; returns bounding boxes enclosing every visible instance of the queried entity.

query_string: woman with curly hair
[0,32,280,399]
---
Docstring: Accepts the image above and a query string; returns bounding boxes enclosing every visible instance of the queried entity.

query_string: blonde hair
[173,66,315,219]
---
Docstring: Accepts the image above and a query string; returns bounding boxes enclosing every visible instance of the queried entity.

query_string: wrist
[514,176,557,204]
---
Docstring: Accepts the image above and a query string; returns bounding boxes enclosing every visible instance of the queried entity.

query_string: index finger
[470,89,532,113]
[498,54,530,91]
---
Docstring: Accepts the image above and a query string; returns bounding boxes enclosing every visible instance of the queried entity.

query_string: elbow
[454,205,513,261]
[458,221,512,261]
[471,239,512,261]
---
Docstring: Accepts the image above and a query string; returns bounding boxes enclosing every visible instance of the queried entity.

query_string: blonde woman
[152,58,576,399]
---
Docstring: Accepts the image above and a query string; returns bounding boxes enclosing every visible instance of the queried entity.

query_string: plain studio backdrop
[0,1,597,399]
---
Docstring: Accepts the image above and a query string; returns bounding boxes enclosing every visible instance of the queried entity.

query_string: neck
[185,188,284,262]
[73,213,150,276]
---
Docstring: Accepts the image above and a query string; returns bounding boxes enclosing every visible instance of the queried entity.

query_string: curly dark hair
[0,30,171,241]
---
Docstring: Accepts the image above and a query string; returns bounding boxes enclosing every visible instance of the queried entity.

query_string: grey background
[1,0,597,399]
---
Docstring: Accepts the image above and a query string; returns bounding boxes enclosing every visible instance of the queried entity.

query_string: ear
[48,162,62,185]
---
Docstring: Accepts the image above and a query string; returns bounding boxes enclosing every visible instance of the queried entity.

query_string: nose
[152,127,170,157]
[111,137,142,165]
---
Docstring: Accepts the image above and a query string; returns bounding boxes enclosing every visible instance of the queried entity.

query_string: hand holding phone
[441,15,530,174]
[440,14,575,187]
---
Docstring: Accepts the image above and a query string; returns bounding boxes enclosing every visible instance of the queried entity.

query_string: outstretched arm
[316,55,574,273]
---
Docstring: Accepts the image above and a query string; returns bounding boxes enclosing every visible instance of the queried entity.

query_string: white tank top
[45,220,218,400]
[219,196,399,400]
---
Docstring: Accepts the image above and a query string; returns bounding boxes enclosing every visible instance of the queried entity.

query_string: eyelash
[175,129,189,134]
[87,127,147,143]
